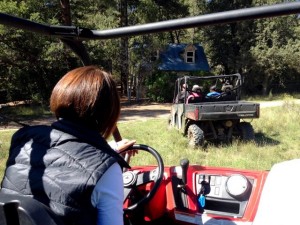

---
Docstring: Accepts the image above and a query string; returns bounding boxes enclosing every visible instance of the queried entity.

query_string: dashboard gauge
[226,174,250,198]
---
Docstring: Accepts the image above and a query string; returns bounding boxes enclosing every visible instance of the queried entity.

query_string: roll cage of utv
[1,2,300,225]
[174,73,243,104]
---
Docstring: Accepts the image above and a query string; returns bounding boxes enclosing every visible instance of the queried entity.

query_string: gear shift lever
[180,158,189,186]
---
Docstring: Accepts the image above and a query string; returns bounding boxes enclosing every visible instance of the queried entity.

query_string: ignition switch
[197,175,211,210]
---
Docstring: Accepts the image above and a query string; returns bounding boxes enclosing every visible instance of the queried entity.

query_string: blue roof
[158,44,210,72]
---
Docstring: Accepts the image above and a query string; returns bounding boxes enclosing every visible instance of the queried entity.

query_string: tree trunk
[119,0,129,96]
[60,0,71,25]
[59,0,91,65]
[262,74,271,96]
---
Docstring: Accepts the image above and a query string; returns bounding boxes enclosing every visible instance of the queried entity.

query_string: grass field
[118,100,300,170]
[1,100,299,180]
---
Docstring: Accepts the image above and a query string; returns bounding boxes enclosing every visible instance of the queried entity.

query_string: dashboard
[169,164,269,224]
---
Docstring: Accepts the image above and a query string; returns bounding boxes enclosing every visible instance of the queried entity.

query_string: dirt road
[0,103,172,129]
[1,99,299,130]
[120,103,171,122]
[259,99,300,108]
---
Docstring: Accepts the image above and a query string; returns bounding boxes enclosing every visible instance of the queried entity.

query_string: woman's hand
[115,139,136,153]
[109,139,138,158]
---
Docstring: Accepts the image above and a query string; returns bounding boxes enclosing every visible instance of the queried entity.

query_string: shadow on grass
[255,132,280,146]
[194,132,281,151]
[0,104,53,129]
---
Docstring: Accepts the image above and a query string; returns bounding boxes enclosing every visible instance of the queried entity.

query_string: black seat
[0,192,64,225]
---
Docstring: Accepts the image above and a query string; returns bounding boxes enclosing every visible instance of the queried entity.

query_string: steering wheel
[120,144,164,213]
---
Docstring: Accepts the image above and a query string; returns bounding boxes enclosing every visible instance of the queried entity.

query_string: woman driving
[1,66,134,225]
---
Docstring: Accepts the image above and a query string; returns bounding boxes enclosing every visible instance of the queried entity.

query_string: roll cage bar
[174,74,242,103]
[1,2,300,40]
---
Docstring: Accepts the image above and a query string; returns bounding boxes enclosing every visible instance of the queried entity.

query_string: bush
[145,72,177,103]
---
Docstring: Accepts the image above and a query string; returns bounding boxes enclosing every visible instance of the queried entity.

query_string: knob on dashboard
[225,174,251,199]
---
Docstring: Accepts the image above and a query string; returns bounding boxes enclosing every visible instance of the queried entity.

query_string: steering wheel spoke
[135,167,158,186]
[123,187,133,201]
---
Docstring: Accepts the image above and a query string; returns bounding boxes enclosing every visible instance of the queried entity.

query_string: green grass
[116,101,300,170]
[1,100,300,181]
[0,129,16,179]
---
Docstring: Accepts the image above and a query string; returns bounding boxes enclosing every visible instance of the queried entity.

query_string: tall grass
[117,101,300,170]
[1,102,300,180]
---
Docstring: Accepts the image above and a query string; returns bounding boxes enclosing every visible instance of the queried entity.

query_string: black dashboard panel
[195,173,253,217]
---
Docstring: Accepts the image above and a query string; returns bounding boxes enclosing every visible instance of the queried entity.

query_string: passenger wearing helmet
[187,85,202,103]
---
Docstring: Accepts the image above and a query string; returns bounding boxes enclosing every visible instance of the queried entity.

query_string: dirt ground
[1,99,300,130]
[0,102,172,130]
[120,103,171,122]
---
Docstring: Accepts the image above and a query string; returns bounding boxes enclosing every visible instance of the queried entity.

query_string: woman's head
[50,66,120,139]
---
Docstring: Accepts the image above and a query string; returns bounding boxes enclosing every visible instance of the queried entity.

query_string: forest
[1,0,300,104]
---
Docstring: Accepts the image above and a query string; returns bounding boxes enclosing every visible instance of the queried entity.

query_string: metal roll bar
[1,2,300,40]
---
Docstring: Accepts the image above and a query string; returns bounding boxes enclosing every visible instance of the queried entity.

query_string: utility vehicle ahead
[1,2,300,225]
[169,74,260,146]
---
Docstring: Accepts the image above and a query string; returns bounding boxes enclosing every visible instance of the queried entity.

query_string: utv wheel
[187,124,204,147]
[237,122,255,141]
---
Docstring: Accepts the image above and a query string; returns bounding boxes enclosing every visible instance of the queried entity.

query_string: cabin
[158,43,210,73]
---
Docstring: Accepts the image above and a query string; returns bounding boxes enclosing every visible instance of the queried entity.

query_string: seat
[253,159,300,225]
[0,192,64,225]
